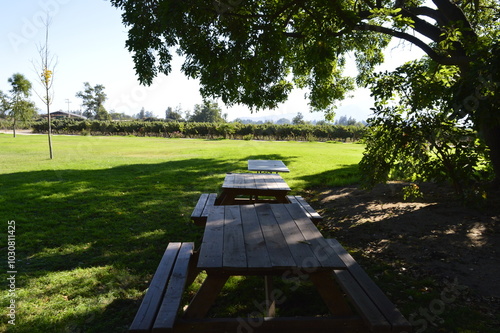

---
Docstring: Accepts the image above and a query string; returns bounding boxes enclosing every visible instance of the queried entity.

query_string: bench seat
[129,242,194,333]
[191,193,322,226]
[190,193,217,226]
[326,239,412,333]
[286,195,323,224]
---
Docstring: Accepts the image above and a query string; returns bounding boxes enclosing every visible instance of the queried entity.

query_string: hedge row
[29,119,366,141]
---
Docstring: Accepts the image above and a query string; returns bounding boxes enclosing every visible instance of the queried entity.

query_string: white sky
[0,0,424,122]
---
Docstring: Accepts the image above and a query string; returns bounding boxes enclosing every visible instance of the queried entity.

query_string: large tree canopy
[110,0,500,178]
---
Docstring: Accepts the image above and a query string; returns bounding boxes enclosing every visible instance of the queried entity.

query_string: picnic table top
[197,203,346,272]
[221,173,291,191]
[247,159,290,173]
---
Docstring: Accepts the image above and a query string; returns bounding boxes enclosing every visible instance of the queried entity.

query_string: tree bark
[483,124,500,183]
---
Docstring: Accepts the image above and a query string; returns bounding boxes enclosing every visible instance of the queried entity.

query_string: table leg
[309,271,353,316]
[183,273,229,319]
[276,193,290,203]
[264,276,276,317]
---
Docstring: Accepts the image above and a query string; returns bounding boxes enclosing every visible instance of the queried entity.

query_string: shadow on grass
[299,163,361,188]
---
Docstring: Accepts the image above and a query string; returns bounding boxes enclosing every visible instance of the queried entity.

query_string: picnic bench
[191,193,322,226]
[128,242,196,333]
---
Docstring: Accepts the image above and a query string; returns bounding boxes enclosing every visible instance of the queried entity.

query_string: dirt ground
[308,182,500,322]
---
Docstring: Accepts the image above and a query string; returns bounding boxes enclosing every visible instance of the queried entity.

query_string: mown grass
[0,134,364,333]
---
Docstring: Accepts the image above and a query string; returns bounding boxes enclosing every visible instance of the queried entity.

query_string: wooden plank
[248,160,290,173]
[201,193,217,218]
[334,269,391,332]
[269,204,320,269]
[264,276,276,317]
[222,173,236,188]
[183,274,229,319]
[129,243,181,333]
[244,173,258,190]
[255,203,295,268]
[284,204,345,269]
[327,239,412,331]
[223,205,247,268]
[198,206,224,269]
[191,194,209,220]
[287,195,323,222]
[153,243,194,332]
[240,205,272,268]
[262,173,290,191]
[309,271,354,316]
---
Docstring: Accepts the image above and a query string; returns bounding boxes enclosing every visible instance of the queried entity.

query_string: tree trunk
[47,108,53,159]
[483,124,500,183]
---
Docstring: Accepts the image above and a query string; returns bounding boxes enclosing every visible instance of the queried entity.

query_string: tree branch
[357,24,470,66]
[407,6,445,25]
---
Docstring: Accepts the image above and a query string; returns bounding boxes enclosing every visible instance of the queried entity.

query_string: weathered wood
[183,274,229,319]
[191,193,217,226]
[197,206,224,269]
[264,276,276,317]
[309,270,354,316]
[222,205,247,268]
[184,204,411,333]
[191,193,209,221]
[269,204,320,269]
[153,243,194,333]
[218,173,291,204]
[284,203,345,269]
[327,239,412,332]
[333,270,391,333]
[248,159,290,173]
[255,203,295,268]
[240,205,272,268]
[287,195,323,223]
[129,243,181,333]
[129,242,194,333]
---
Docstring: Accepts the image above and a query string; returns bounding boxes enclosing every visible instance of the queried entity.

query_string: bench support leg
[183,273,229,319]
[309,271,353,316]
[264,275,276,317]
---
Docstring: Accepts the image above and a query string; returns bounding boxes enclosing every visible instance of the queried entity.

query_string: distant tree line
[30,118,365,142]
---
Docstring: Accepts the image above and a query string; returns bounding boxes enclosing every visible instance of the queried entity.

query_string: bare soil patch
[308,182,500,325]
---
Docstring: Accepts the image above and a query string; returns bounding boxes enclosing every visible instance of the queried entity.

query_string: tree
[76,82,108,119]
[32,14,56,159]
[276,118,291,125]
[110,111,135,120]
[7,73,37,137]
[335,116,359,126]
[165,106,184,121]
[188,100,225,123]
[135,107,155,119]
[292,112,305,125]
[111,0,500,181]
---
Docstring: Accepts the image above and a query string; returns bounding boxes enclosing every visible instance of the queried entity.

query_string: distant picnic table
[215,173,291,205]
[247,159,290,173]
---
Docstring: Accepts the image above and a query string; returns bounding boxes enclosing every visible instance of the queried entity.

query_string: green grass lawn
[0,134,364,333]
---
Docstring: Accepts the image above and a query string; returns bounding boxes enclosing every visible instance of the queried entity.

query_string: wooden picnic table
[215,173,291,205]
[130,202,412,332]
[184,203,352,321]
[248,159,290,173]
